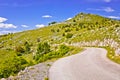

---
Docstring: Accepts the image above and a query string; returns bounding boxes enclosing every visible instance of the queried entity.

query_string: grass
[0,43,83,78]
[0,12,120,78]
[0,49,16,63]
[105,47,120,64]
[44,77,49,80]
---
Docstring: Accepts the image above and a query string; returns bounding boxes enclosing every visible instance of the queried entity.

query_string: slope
[0,12,120,78]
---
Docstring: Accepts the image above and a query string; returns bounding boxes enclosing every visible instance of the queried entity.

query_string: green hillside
[0,13,120,78]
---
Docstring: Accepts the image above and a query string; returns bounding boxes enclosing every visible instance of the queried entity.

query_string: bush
[62,33,65,36]
[15,46,25,53]
[106,47,120,64]
[57,29,60,32]
[65,29,71,32]
[34,42,50,61]
[48,21,57,25]
[37,44,70,62]
[115,24,119,28]
[37,42,50,54]
[66,33,73,38]
[58,45,70,56]
[76,28,79,31]
[0,57,28,78]
[24,41,31,53]
[44,77,49,80]
[51,29,55,32]
[37,38,41,42]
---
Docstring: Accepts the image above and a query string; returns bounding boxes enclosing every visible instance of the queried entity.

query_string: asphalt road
[49,48,120,80]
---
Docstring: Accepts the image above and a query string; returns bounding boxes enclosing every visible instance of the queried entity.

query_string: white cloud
[36,24,45,28]
[87,7,114,12]
[107,16,120,19]
[0,32,3,35]
[67,17,72,20]
[0,17,17,29]
[103,7,114,12]
[103,0,111,2]
[42,15,52,18]
[0,30,11,34]
[0,30,19,35]
[87,0,112,2]
[87,8,100,11]
[21,25,29,28]
[0,17,7,23]
[0,23,17,28]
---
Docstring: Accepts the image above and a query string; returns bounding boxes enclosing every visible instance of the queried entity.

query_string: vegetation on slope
[106,47,120,64]
[0,12,120,78]
[0,40,82,78]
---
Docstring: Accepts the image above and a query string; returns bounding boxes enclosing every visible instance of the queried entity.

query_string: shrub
[66,33,73,38]
[48,21,57,25]
[51,29,55,32]
[37,42,50,54]
[44,77,49,80]
[15,46,25,53]
[57,29,60,32]
[0,57,28,78]
[73,19,76,22]
[37,38,41,42]
[76,28,79,31]
[115,24,119,28]
[24,41,31,53]
[37,45,70,63]
[65,29,71,32]
[58,44,70,56]
[62,33,65,36]
[34,42,50,61]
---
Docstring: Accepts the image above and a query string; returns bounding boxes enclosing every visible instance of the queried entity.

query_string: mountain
[0,13,120,78]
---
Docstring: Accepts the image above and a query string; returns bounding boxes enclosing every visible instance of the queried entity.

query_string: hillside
[0,13,120,79]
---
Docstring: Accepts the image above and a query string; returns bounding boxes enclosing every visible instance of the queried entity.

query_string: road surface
[49,48,120,80]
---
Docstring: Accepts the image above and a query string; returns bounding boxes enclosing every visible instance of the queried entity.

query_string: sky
[0,0,120,35]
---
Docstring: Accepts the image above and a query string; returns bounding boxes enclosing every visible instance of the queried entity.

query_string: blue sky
[0,0,120,35]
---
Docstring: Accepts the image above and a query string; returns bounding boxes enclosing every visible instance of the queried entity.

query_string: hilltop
[1,13,120,47]
[0,13,120,79]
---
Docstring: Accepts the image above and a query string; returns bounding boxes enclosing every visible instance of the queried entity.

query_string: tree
[48,21,57,25]
[34,42,50,61]
[25,42,30,53]
[24,41,31,53]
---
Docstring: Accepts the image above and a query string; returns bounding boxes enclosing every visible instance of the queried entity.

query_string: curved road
[49,48,120,80]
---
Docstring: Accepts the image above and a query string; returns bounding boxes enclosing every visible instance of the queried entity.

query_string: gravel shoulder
[5,62,53,80]
[49,48,120,80]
